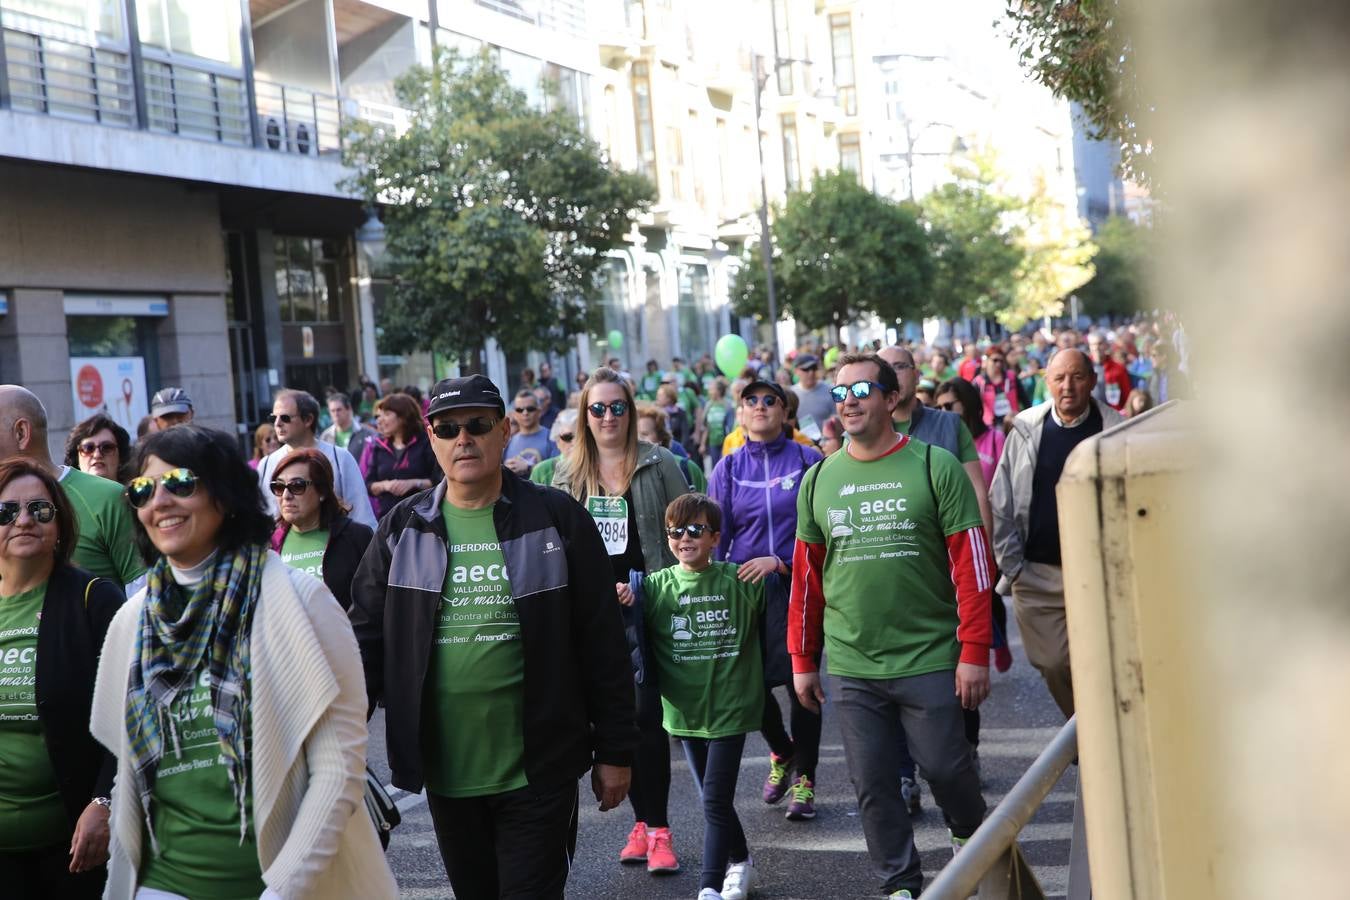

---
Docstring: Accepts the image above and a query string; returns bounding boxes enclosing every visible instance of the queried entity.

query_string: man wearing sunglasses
[0,385,145,592]
[255,388,377,529]
[504,389,557,477]
[350,374,636,900]
[787,354,994,900]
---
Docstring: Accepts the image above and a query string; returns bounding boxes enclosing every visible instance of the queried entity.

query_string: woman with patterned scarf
[88,426,395,900]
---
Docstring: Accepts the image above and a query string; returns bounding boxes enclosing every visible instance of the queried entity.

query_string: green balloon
[714,334,749,378]
[607,329,624,350]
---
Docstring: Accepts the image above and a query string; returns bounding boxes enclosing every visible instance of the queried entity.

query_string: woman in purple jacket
[707,377,824,821]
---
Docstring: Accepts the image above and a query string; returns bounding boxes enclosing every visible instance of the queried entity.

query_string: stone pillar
[156,293,236,435]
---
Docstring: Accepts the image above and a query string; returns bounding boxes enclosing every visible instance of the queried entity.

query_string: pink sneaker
[763,752,792,804]
[619,821,648,863]
[645,826,680,873]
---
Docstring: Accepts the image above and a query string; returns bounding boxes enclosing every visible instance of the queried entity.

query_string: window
[136,0,242,66]
[676,265,711,360]
[498,46,545,108]
[772,0,792,95]
[839,132,861,180]
[830,13,856,116]
[666,125,685,201]
[2,0,125,42]
[274,237,343,324]
[780,114,800,192]
[688,110,704,207]
[588,259,633,365]
[545,63,590,129]
[631,62,656,181]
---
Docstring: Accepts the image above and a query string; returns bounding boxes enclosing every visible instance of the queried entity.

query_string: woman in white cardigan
[90,426,396,900]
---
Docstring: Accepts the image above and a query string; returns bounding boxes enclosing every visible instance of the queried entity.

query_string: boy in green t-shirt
[640,493,764,900]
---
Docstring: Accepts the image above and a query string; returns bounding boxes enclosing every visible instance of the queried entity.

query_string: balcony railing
[2,22,393,162]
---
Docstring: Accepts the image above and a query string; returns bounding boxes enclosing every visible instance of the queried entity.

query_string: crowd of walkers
[0,313,1191,900]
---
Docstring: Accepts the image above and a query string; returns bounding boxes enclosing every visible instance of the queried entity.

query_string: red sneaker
[645,826,680,873]
[619,821,648,863]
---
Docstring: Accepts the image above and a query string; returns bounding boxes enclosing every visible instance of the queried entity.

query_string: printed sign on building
[70,356,148,433]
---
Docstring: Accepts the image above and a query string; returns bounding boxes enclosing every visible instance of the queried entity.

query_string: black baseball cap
[794,353,820,370]
[740,378,788,404]
[425,375,506,419]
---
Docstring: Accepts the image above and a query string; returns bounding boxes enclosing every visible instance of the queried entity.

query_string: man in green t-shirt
[0,386,145,591]
[350,374,636,900]
[320,392,374,464]
[787,353,994,900]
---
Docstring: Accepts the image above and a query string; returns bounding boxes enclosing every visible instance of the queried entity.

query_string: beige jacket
[90,553,398,900]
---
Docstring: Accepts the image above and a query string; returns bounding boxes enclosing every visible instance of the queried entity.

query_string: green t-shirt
[639,372,663,400]
[704,402,731,449]
[333,427,353,449]
[795,437,983,679]
[0,582,66,851]
[60,466,146,588]
[139,664,264,900]
[280,526,328,581]
[893,416,979,465]
[422,502,527,798]
[529,456,559,486]
[642,561,765,738]
[677,386,698,420]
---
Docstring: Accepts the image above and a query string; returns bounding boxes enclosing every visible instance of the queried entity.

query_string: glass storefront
[676,262,712,360]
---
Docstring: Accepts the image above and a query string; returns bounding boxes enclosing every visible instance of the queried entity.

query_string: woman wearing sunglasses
[64,414,133,484]
[0,459,124,898]
[363,392,440,520]
[549,367,690,875]
[707,378,825,820]
[528,408,578,487]
[89,426,396,900]
[268,448,373,612]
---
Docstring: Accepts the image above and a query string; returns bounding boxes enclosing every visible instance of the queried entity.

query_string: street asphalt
[365,604,1077,899]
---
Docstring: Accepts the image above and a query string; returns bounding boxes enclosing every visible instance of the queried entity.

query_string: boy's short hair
[664,492,722,533]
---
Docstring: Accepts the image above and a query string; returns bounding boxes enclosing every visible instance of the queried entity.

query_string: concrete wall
[157,294,235,436]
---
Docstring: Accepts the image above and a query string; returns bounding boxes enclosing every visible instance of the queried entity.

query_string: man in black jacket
[350,374,637,900]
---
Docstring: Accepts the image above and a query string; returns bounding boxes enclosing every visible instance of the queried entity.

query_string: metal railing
[1,26,134,126]
[142,57,251,145]
[925,716,1090,900]
[254,78,343,157]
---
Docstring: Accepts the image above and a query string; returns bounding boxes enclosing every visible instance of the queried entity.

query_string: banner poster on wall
[70,356,149,434]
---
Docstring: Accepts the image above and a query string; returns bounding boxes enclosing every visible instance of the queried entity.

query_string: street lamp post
[751,52,781,366]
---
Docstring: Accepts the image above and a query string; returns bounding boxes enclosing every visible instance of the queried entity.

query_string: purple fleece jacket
[708,432,823,564]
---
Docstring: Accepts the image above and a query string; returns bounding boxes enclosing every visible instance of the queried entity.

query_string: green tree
[918,152,1025,320]
[1003,176,1097,328]
[343,49,655,362]
[1075,215,1150,317]
[734,170,932,330]
[1001,0,1152,183]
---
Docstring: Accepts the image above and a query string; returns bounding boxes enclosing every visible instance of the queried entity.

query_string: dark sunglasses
[514,406,539,414]
[743,394,779,408]
[588,400,630,419]
[0,499,57,526]
[267,413,295,425]
[269,477,314,497]
[78,440,117,457]
[558,432,576,443]
[986,356,1007,364]
[126,468,198,508]
[666,523,711,538]
[830,381,890,403]
[431,417,499,440]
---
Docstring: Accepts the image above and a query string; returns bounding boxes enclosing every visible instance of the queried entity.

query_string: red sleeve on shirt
[788,538,827,673]
[946,526,994,666]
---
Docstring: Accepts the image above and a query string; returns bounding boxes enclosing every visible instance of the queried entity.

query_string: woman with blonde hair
[550,367,689,876]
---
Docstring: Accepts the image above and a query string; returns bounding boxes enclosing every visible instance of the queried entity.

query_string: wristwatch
[91,796,111,808]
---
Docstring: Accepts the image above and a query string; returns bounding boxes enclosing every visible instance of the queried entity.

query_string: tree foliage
[1002,0,1152,184]
[1004,175,1097,328]
[1075,215,1150,318]
[919,151,1025,320]
[343,49,655,361]
[733,171,932,330]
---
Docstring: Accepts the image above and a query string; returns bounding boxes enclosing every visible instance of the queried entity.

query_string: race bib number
[993,391,1012,417]
[1105,382,1121,406]
[588,496,630,555]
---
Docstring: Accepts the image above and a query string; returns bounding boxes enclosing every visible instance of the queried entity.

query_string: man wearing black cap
[149,386,194,430]
[791,354,834,434]
[349,374,637,900]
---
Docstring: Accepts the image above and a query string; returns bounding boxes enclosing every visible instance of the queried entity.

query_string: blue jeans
[682,734,749,892]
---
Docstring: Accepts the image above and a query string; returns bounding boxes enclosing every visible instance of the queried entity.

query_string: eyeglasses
[0,500,57,526]
[514,406,539,414]
[830,381,890,403]
[986,357,1007,365]
[126,468,199,509]
[269,477,314,497]
[743,394,779,408]
[558,433,576,443]
[267,413,294,425]
[587,400,630,419]
[665,523,711,538]
[78,440,117,457]
[890,362,916,372]
[431,417,500,440]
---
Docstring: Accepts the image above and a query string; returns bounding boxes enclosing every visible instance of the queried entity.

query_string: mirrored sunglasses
[0,499,57,526]
[126,468,198,508]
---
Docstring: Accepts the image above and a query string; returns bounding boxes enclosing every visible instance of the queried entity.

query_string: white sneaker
[721,858,756,900]
[698,890,723,900]
[888,891,914,899]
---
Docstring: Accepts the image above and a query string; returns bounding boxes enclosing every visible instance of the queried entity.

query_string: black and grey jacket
[348,469,639,793]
